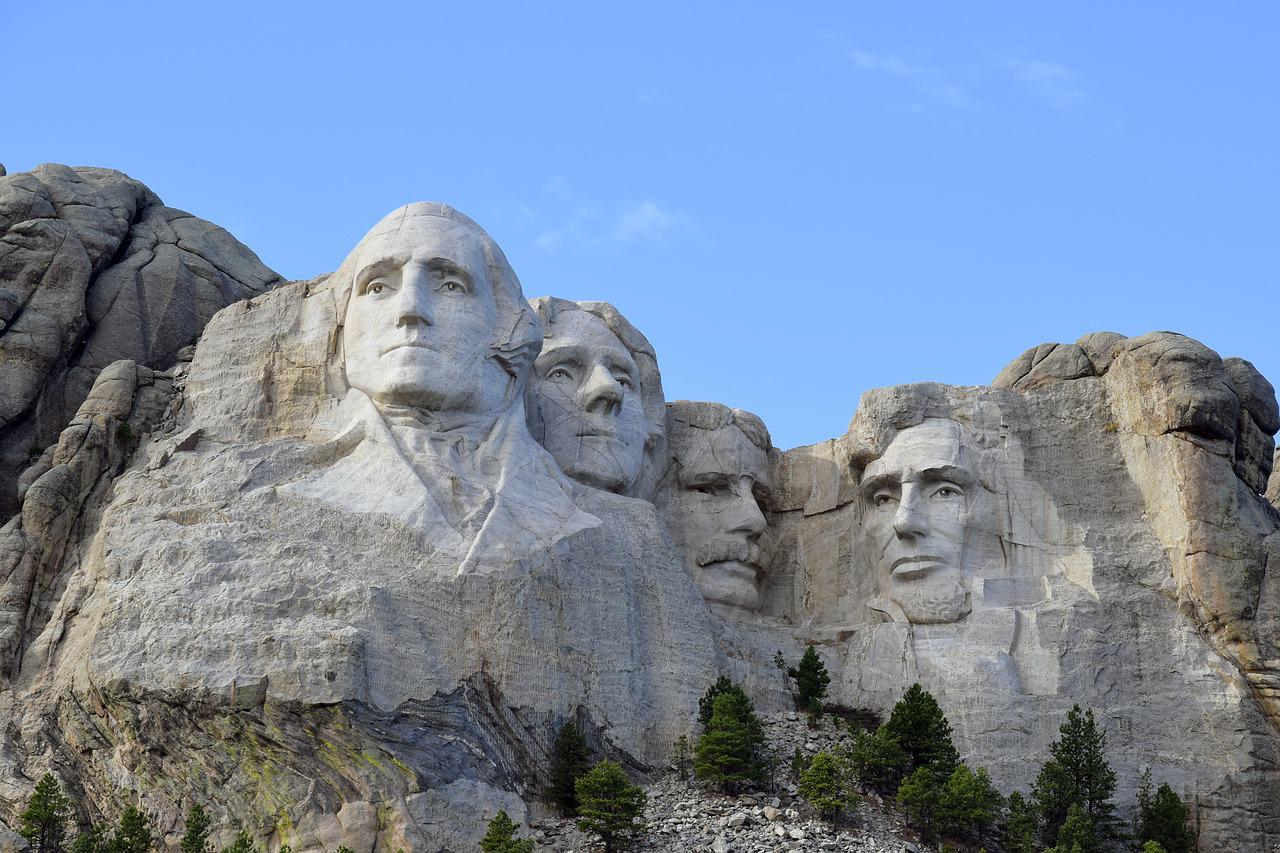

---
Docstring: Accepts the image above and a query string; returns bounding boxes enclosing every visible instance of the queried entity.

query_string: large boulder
[0,164,281,520]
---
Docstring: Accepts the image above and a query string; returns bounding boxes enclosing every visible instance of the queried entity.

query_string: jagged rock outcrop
[0,164,282,520]
[1,184,1278,851]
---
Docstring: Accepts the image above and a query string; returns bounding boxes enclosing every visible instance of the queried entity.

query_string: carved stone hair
[664,400,772,455]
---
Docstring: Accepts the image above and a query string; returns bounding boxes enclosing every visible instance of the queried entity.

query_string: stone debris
[529,713,925,852]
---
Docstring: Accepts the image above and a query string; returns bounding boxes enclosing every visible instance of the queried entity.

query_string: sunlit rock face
[657,402,774,614]
[0,165,282,521]
[1,171,1278,852]
[525,297,666,499]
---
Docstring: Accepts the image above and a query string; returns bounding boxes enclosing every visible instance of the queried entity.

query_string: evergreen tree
[1141,843,1169,853]
[698,676,742,727]
[110,807,153,853]
[1049,802,1096,853]
[1138,783,1194,853]
[479,810,534,853]
[786,646,831,713]
[797,751,854,821]
[70,825,109,853]
[19,774,73,853]
[938,765,1004,842]
[220,830,255,853]
[671,735,691,781]
[1003,791,1038,853]
[179,805,212,853]
[1032,705,1117,846]
[547,722,592,816]
[881,684,960,775]
[896,766,944,841]
[575,760,647,853]
[845,726,909,795]
[694,690,765,793]
[1134,767,1153,846]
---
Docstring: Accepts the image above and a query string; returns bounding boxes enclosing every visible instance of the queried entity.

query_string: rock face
[0,180,1278,851]
[0,164,282,520]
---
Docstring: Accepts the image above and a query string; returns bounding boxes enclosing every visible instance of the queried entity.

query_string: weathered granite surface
[1,172,1278,851]
[0,165,281,521]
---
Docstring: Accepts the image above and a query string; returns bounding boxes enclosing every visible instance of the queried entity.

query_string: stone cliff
[0,167,1277,851]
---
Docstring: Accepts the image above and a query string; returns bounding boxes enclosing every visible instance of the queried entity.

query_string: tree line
[16,645,1198,852]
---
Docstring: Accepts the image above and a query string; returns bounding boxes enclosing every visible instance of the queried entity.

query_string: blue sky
[7,3,1278,449]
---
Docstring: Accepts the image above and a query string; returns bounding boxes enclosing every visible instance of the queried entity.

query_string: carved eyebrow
[354,255,409,291]
[423,257,475,288]
[916,465,975,487]
[860,472,900,497]
[683,469,733,488]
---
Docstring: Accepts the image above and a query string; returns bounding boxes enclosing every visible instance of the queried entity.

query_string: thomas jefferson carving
[526,298,666,498]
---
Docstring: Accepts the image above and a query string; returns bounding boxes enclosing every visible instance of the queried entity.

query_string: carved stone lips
[576,424,616,438]
[891,554,946,578]
[381,340,434,356]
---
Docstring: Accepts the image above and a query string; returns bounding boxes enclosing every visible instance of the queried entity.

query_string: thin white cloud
[848,49,981,111]
[827,32,1094,117]
[611,200,689,245]
[1000,58,1089,110]
[531,192,690,255]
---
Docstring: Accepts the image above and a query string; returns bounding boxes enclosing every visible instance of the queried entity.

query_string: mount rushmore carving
[1,168,1279,851]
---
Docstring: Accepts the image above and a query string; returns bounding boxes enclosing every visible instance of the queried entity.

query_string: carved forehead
[538,309,637,373]
[862,419,970,484]
[351,212,489,277]
[674,423,772,487]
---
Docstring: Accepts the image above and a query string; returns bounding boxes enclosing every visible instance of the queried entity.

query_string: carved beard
[891,573,970,624]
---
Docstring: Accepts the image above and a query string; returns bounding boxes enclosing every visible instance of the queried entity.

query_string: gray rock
[0,164,281,520]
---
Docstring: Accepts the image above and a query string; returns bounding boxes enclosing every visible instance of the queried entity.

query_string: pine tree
[479,810,534,853]
[179,805,212,853]
[694,690,766,793]
[110,807,153,853]
[797,751,854,821]
[938,764,1004,842]
[1141,843,1169,853]
[1032,705,1116,846]
[575,760,647,853]
[882,684,960,775]
[698,676,742,727]
[70,825,108,853]
[786,646,831,713]
[1138,783,1194,853]
[845,726,909,795]
[547,721,592,816]
[19,774,73,853]
[897,766,944,841]
[671,735,691,781]
[1048,802,1096,853]
[1003,791,1038,853]
[220,830,255,853]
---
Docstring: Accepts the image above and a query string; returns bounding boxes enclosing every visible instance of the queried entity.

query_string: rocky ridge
[0,164,282,520]
[0,168,1277,852]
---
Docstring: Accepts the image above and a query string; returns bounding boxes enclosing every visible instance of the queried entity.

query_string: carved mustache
[695,538,763,569]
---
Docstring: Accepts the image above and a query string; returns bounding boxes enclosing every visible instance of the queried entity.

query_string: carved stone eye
[548,367,573,381]
[367,282,385,295]
[442,280,466,293]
